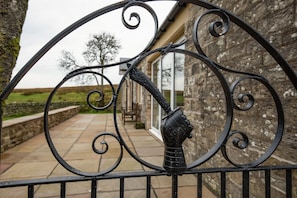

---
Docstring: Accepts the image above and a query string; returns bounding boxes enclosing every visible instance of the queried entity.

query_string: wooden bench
[122,102,140,124]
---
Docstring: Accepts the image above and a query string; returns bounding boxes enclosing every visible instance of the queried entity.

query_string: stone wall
[2,102,81,117]
[3,100,122,117]
[1,106,80,152]
[183,1,297,197]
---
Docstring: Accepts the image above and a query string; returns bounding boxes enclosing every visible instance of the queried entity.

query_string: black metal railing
[1,166,296,197]
[1,0,296,197]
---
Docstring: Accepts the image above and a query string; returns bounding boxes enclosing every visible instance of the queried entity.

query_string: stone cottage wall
[183,1,297,197]
[137,60,152,128]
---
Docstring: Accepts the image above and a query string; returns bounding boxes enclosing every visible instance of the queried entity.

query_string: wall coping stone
[2,106,79,127]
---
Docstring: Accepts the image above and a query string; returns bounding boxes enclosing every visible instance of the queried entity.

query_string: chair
[122,102,139,124]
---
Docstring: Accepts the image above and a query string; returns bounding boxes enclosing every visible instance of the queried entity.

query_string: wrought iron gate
[1,0,296,197]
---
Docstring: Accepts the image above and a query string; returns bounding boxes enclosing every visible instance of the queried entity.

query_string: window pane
[162,53,173,116]
[162,53,173,103]
[174,52,185,108]
[152,60,160,129]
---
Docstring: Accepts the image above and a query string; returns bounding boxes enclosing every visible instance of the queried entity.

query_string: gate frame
[1,1,297,197]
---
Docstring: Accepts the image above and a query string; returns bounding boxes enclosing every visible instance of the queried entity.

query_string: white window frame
[150,37,185,140]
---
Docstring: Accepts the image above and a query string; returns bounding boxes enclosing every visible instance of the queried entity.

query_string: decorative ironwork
[1,0,296,197]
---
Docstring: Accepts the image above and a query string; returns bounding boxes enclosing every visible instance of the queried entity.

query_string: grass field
[6,85,118,103]
[4,85,121,119]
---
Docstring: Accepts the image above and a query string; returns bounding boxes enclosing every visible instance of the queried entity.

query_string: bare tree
[59,50,95,85]
[59,32,121,88]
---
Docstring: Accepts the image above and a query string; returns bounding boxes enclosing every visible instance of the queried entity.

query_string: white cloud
[13,0,175,88]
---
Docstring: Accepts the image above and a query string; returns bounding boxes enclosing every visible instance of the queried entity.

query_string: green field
[4,85,121,119]
[6,85,118,103]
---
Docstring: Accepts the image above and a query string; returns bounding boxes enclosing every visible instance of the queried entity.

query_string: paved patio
[0,114,216,197]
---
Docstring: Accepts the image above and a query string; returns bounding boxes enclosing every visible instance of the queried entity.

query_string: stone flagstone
[0,114,216,197]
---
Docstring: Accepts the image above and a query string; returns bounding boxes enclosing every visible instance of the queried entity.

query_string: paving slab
[0,114,216,197]
[0,161,58,180]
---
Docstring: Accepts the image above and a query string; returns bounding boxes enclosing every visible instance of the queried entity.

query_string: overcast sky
[13,0,176,88]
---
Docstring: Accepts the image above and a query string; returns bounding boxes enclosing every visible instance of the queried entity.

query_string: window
[150,38,185,138]
[152,60,161,130]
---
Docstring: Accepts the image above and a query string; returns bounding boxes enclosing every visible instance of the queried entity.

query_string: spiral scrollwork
[230,131,249,150]
[221,130,250,167]
[91,132,124,174]
[92,132,116,155]
[86,88,113,110]
[223,130,249,150]
[122,9,141,30]
[193,9,230,56]
[121,0,158,52]
[121,1,158,30]
[86,90,104,109]
[66,69,116,111]
[230,77,256,111]
[43,69,120,176]
[220,75,284,168]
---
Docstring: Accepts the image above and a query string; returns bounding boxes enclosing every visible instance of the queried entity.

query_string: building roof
[148,2,186,50]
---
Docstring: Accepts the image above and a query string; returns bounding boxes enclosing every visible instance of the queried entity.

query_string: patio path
[0,114,216,198]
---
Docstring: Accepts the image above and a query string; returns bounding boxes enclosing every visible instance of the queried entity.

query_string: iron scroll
[0,0,296,178]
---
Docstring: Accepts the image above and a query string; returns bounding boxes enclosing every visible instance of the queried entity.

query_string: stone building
[122,1,297,197]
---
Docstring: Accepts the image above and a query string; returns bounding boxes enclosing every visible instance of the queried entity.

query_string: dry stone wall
[3,102,82,117]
